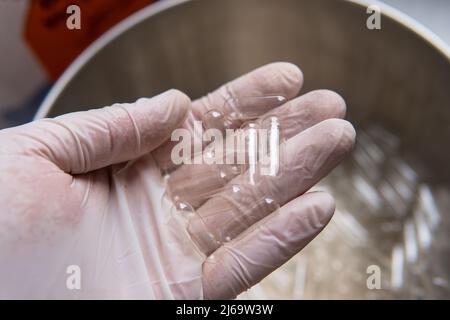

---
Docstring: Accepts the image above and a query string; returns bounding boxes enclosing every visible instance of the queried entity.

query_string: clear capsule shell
[203,95,287,131]
[182,182,281,255]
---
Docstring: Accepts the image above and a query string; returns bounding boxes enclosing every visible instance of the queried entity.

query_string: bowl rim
[34,0,450,119]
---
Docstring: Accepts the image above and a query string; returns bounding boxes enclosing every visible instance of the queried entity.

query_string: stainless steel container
[35,0,450,299]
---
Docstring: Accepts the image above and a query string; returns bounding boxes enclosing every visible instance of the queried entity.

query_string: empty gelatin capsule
[185,181,280,255]
[164,162,240,208]
[239,116,284,184]
[202,95,286,131]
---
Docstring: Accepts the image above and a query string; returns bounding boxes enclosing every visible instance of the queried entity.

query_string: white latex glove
[0,62,355,299]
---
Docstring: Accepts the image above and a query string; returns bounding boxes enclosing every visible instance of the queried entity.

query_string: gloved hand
[0,62,355,299]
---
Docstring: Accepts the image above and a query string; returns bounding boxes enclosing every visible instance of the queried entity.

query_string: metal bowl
[35,0,450,299]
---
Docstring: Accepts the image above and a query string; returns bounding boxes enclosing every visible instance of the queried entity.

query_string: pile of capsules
[162,96,287,254]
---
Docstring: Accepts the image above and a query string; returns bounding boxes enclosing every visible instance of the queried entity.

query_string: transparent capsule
[203,95,286,131]
[239,116,284,185]
[164,162,240,208]
[186,182,280,255]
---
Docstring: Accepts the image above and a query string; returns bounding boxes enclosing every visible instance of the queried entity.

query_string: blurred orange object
[25,0,155,80]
